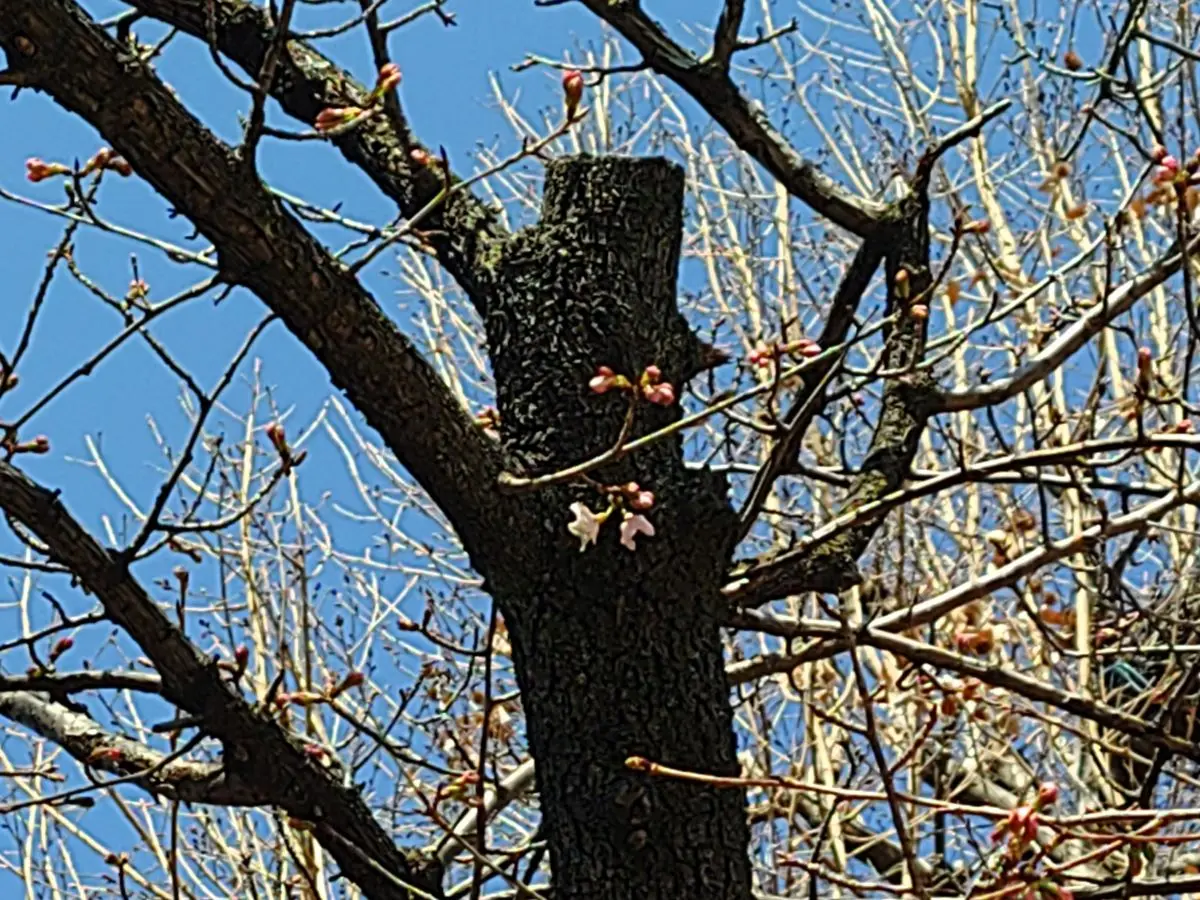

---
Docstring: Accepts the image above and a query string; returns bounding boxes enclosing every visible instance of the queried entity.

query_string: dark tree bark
[480,157,752,900]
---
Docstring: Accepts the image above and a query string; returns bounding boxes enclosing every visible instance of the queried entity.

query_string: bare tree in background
[2,0,1200,897]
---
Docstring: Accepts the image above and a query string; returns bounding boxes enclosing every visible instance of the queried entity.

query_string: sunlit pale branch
[0,691,269,807]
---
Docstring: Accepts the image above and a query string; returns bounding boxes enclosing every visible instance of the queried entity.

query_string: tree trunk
[480,156,753,900]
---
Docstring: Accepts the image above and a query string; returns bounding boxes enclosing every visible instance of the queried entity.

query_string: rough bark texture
[482,157,753,900]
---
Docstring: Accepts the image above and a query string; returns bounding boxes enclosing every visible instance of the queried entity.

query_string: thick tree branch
[0,460,442,900]
[0,0,515,568]
[0,690,269,806]
[122,0,507,307]
[575,1,887,236]
[0,670,163,695]
[709,0,746,68]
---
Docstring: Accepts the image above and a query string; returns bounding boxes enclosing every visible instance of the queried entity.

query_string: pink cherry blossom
[619,512,655,551]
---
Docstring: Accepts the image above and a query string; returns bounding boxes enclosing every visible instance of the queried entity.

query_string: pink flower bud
[961,218,991,235]
[265,422,287,453]
[643,365,662,382]
[1137,346,1153,377]
[562,69,584,118]
[49,636,73,660]
[16,436,51,455]
[376,63,401,93]
[1152,144,1170,163]
[342,671,365,689]
[234,645,249,668]
[747,343,775,368]
[82,147,115,175]
[792,339,822,358]
[630,489,655,510]
[1036,781,1059,809]
[25,158,71,183]
[589,366,620,394]
[314,107,361,133]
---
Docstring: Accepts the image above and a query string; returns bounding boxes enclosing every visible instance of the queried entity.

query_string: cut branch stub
[488,155,723,518]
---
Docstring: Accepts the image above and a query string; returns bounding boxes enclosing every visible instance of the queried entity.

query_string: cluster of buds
[747,337,822,369]
[274,670,365,711]
[126,279,150,305]
[86,746,124,766]
[610,481,654,511]
[562,69,585,121]
[409,146,445,170]
[315,106,363,133]
[953,625,995,655]
[315,63,400,134]
[589,364,676,407]
[303,742,331,764]
[373,63,401,98]
[1038,160,1072,193]
[474,406,500,434]
[992,782,1060,862]
[26,148,134,184]
[567,500,655,552]
[48,636,73,665]
[985,527,1016,566]
[958,217,991,236]
[104,852,130,867]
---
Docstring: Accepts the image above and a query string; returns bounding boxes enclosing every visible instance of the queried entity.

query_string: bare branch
[575,0,888,235]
